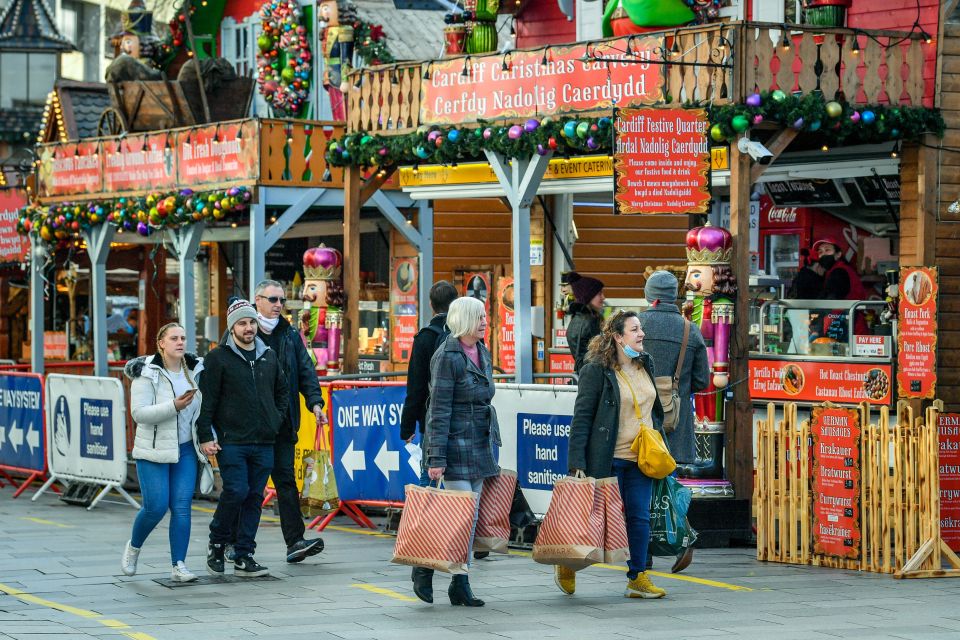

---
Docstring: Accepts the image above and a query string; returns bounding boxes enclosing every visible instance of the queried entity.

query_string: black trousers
[230,437,305,548]
[271,438,306,547]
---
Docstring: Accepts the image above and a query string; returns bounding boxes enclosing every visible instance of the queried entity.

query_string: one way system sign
[331,386,419,502]
[0,374,45,473]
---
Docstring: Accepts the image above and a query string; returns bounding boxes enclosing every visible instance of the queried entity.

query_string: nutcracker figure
[301,245,345,375]
[318,0,357,120]
[679,223,736,479]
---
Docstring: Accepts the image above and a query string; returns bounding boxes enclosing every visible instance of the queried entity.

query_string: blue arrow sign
[0,375,45,473]
[331,386,420,502]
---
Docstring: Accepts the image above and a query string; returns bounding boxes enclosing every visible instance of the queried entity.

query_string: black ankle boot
[448,574,484,607]
[411,567,434,603]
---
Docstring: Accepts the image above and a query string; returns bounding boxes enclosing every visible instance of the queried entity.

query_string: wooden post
[209,242,229,339]
[727,141,753,500]
[342,165,361,374]
[138,245,166,357]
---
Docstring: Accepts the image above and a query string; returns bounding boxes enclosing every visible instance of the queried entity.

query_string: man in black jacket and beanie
[399,280,458,472]
[251,281,327,563]
[198,299,289,578]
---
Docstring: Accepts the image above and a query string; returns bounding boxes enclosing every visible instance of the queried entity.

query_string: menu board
[613,107,710,215]
[939,413,960,552]
[497,277,515,373]
[812,405,861,559]
[897,266,938,399]
[390,257,418,363]
[749,359,892,405]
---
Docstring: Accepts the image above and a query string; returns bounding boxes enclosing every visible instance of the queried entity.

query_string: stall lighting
[231,222,238,228]
[781,25,791,52]
[270,216,277,223]
[821,144,829,152]
[850,33,859,55]
[540,48,550,66]
[423,64,431,80]
[891,149,898,158]
[670,31,681,56]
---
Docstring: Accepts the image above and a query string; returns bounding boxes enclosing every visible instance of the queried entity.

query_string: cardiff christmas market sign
[613,106,711,215]
[420,37,662,124]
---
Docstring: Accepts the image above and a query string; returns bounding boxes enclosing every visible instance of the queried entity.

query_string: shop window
[221,15,267,116]
[0,52,57,109]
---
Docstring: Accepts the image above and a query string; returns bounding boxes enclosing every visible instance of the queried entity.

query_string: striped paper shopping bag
[532,476,604,570]
[391,484,478,574]
[474,469,518,554]
[596,476,630,564]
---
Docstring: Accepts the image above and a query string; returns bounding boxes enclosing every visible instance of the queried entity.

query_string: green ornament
[771,90,787,103]
[360,135,373,145]
[281,67,295,83]
[257,34,274,52]
[576,122,589,139]
[731,115,750,133]
[825,101,843,118]
[710,124,726,142]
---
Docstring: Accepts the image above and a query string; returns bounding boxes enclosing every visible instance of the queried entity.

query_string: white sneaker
[171,561,198,583]
[121,540,140,576]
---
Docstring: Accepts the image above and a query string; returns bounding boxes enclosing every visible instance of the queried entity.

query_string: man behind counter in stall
[811,237,869,343]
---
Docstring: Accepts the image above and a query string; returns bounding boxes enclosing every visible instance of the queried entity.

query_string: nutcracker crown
[303,244,343,280]
[686,223,733,266]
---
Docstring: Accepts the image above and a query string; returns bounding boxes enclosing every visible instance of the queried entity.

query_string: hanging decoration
[353,19,395,65]
[325,93,943,169]
[257,0,313,117]
[151,2,197,70]
[17,186,253,246]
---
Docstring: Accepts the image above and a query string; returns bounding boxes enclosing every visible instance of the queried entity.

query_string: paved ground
[3,490,960,640]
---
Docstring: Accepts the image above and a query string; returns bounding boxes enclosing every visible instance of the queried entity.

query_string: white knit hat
[226,299,257,329]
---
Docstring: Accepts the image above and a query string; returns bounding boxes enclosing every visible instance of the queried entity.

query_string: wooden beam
[750,128,799,184]
[359,166,397,206]
[342,165,362,374]
[728,141,754,501]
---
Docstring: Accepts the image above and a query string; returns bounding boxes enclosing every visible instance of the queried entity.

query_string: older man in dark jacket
[251,282,327,563]
[638,270,709,574]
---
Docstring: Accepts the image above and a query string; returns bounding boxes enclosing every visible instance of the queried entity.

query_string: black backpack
[422,323,449,355]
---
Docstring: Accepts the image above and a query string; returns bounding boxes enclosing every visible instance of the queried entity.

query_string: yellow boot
[554,565,576,595]
[625,571,666,599]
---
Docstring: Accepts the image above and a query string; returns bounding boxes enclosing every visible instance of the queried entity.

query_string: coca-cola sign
[767,206,799,224]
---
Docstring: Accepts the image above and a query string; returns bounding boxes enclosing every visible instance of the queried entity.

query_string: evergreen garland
[325,93,944,169]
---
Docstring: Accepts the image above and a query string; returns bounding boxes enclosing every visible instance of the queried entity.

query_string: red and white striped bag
[596,477,630,564]
[532,476,605,570]
[474,469,518,554]
[391,484,478,574]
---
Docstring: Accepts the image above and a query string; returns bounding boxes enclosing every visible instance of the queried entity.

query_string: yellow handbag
[616,368,677,480]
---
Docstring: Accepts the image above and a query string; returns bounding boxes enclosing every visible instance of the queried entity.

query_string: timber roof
[0,0,74,50]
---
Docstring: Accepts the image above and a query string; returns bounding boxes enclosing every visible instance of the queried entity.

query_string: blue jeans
[444,477,484,569]
[612,458,654,580]
[131,441,198,565]
[209,443,273,558]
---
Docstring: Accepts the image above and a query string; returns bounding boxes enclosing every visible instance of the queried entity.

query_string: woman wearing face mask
[562,310,667,599]
[813,238,867,301]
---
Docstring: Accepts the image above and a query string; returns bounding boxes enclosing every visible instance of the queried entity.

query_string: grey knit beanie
[645,270,679,304]
[226,299,257,329]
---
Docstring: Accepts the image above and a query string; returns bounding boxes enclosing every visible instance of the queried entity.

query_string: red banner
[613,107,710,215]
[102,132,176,193]
[37,140,101,197]
[177,120,259,187]
[897,266,938,399]
[0,188,28,264]
[811,405,861,559]
[939,413,960,552]
[749,359,892,405]
[390,257,419,363]
[497,277,515,374]
[420,37,662,125]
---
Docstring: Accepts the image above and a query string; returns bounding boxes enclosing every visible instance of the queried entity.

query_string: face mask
[818,255,837,270]
[620,342,641,359]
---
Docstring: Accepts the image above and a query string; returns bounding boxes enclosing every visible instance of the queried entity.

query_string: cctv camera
[737,137,774,165]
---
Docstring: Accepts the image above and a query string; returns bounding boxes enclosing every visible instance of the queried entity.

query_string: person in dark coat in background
[566,274,605,374]
[400,280,459,468]
[413,296,500,608]
[637,270,710,574]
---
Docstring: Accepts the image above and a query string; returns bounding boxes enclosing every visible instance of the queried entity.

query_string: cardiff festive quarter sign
[613,107,711,215]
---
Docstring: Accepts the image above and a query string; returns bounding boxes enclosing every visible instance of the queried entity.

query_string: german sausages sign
[811,405,861,560]
[613,107,710,215]
[420,37,662,125]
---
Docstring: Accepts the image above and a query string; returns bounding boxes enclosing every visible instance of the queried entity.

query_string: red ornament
[548,137,558,149]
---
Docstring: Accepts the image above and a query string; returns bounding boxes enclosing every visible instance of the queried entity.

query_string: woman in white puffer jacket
[121,322,207,582]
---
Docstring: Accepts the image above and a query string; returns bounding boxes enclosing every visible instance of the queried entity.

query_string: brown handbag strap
[672,320,690,392]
